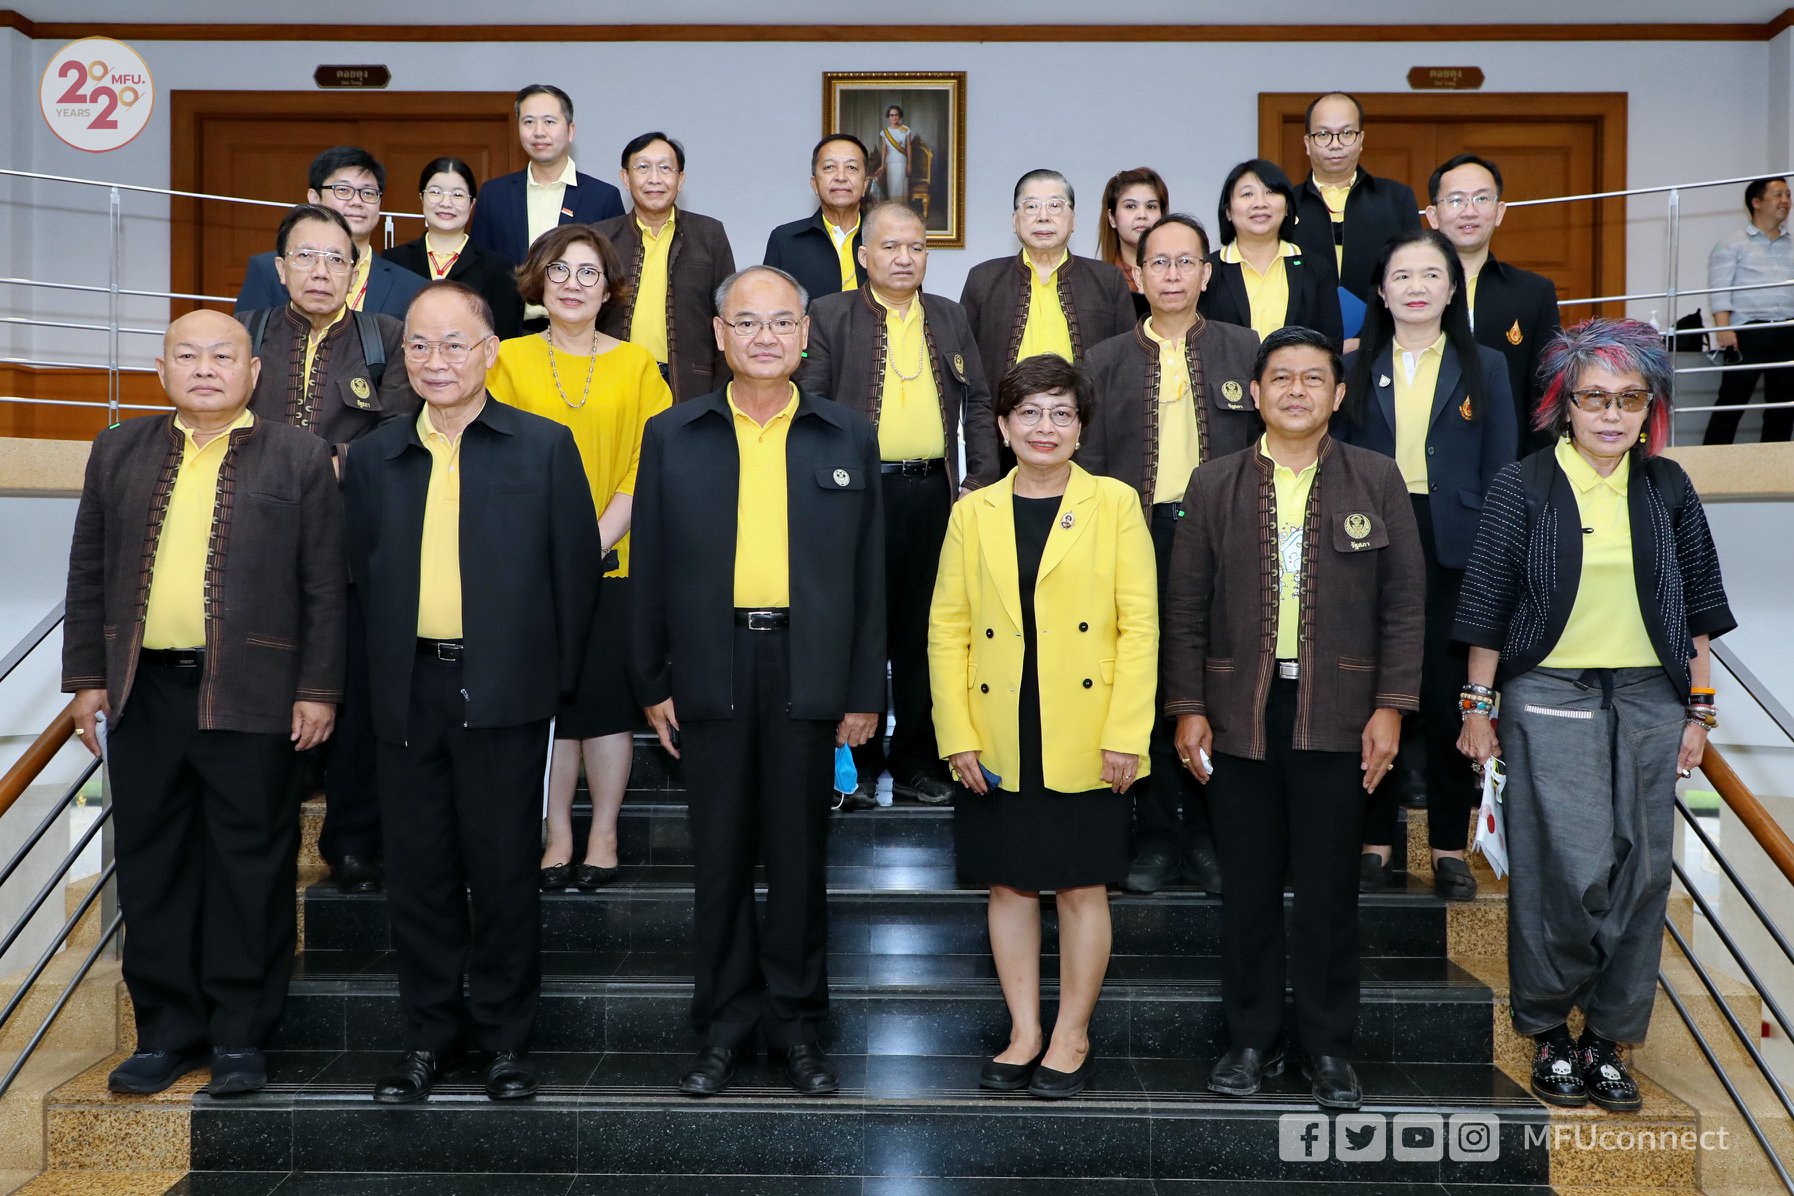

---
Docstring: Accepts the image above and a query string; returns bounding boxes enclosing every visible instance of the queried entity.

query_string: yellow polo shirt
[1267,436,1318,661]
[143,408,256,650]
[1316,173,1356,273]
[1143,318,1201,505]
[1016,250,1075,363]
[1393,333,1445,494]
[1466,269,1481,318]
[1220,241,1299,342]
[416,403,475,638]
[301,306,348,405]
[1540,438,1658,668]
[525,158,576,252]
[347,251,371,312]
[873,288,944,460]
[730,385,798,607]
[827,219,859,292]
[629,210,675,365]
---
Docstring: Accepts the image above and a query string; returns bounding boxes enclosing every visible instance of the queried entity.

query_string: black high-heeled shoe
[538,863,573,891]
[574,862,621,890]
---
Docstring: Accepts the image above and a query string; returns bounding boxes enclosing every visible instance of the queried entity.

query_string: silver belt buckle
[746,610,780,631]
[1277,660,1300,680]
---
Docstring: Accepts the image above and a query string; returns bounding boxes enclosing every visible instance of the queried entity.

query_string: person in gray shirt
[1703,176,1794,444]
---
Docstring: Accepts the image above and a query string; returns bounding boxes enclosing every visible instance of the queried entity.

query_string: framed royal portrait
[823,71,967,248]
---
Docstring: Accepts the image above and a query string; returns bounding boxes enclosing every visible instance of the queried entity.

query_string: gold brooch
[1060,511,1076,529]
[1221,379,1244,404]
[1344,512,1372,540]
[1460,397,1473,421]
[350,377,372,400]
[1506,320,1523,346]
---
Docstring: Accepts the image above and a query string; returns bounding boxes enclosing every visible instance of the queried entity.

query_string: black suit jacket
[1199,251,1344,347]
[796,287,998,492]
[385,236,526,340]
[1471,254,1561,453]
[234,251,425,319]
[1335,341,1517,569]
[1292,170,1423,300]
[594,208,737,403]
[467,167,626,266]
[342,397,602,741]
[631,388,886,721]
[763,210,867,303]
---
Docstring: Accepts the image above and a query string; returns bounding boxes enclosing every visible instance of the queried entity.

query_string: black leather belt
[141,648,203,669]
[879,458,946,477]
[417,638,465,662]
[733,608,790,631]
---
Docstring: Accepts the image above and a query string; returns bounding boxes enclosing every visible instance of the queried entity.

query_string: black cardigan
[385,235,525,340]
[1199,248,1344,348]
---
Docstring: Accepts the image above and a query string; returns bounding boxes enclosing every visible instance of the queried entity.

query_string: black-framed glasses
[322,181,382,203]
[1569,388,1652,413]
[1305,129,1362,147]
[545,262,603,287]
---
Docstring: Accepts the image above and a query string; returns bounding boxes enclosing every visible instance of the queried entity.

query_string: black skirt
[953,785,1130,891]
[556,578,644,740]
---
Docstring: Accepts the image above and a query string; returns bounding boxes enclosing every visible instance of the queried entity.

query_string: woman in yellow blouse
[1199,159,1343,347]
[929,354,1158,1099]
[488,223,673,891]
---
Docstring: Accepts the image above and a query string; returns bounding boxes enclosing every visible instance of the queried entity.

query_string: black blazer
[1335,341,1516,569]
[1292,170,1423,301]
[385,236,525,340]
[763,210,867,304]
[631,388,886,721]
[1471,254,1562,454]
[234,251,424,319]
[1199,249,1344,347]
[342,398,602,742]
[467,168,626,266]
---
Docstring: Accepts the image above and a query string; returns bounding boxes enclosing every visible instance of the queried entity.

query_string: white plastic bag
[1471,756,1508,879]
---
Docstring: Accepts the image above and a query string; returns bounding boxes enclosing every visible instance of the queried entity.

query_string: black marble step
[170,1180,1555,1196]
[185,1051,1549,1186]
[301,883,1450,960]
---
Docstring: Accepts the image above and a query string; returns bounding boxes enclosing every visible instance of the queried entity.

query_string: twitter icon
[1336,1114,1388,1162]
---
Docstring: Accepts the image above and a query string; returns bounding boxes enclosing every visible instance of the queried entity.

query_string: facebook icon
[1279,1113,1331,1162]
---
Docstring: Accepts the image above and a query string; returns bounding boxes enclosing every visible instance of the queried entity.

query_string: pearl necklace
[545,327,598,409]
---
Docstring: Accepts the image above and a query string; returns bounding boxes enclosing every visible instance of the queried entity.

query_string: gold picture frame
[823,71,967,249]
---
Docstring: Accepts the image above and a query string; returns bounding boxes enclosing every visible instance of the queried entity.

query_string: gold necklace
[545,327,598,409]
[888,305,926,382]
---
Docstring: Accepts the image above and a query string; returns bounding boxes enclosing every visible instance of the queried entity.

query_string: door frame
[1258,91,1628,310]
[169,90,526,311]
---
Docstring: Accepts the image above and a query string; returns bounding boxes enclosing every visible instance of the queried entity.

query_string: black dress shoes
[678,1045,745,1097]
[1358,852,1390,893]
[838,782,879,811]
[1433,856,1479,901]
[539,863,573,891]
[1529,1026,1587,1107]
[895,775,955,805]
[1183,835,1224,894]
[206,1046,267,1096]
[1122,850,1177,894]
[334,854,384,894]
[1302,1054,1363,1110]
[373,1050,443,1104]
[1206,1045,1285,1097]
[781,1043,839,1096]
[107,1047,208,1094]
[573,863,620,890]
[1578,1031,1642,1111]
[1028,1051,1095,1099]
[978,1046,1046,1092]
[485,1051,537,1100]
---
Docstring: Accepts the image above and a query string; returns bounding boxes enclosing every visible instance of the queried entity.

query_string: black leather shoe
[1301,1054,1362,1110]
[839,782,879,811]
[107,1047,207,1094]
[1028,1051,1095,1099]
[1183,835,1224,893]
[206,1046,266,1096]
[978,1046,1046,1092]
[334,854,384,894]
[1433,856,1478,901]
[485,1051,537,1100]
[895,775,955,805]
[781,1043,839,1096]
[1358,852,1390,893]
[678,1045,745,1097]
[1206,1045,1285,1097]
[1530,1026,1587,1106]
[373,1050,441,1104]
[573,863,620,890]
[1123,850,1177,894]
[539,863,573,891]
[1578,1031,1642,1111]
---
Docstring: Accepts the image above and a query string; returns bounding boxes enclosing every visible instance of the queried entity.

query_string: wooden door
[171,91,526,310]
[1261,93,1627,316]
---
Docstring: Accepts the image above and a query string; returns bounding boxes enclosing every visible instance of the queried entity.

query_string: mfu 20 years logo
[40,37,154,153]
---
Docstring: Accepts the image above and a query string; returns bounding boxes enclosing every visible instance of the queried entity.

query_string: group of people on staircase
[59,83,1732,1122]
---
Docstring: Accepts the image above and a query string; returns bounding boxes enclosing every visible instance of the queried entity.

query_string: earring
[1002,437,1010,447]
[1075,440,1082,450]
[1639,429,1648,444]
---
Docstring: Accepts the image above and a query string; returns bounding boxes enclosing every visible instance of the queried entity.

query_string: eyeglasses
[403,338,483,364]
[1011,404,1078,427]
[545,262,604,287]
[1305,129,1362,147]
[1569,388,1653,413]
[322,181,382,203]
[1438,192,1498,212]
[1143,254,1205,276]
[285,249,352,274]
[1017,198,1070,217]
[423,186,471,205]
[722,316,802,338]
[630,161,680,178]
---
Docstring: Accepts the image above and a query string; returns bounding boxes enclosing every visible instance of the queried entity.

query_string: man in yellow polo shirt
[64,309,345,1099]
[632,265,885,1099]
[343,281,601,1107]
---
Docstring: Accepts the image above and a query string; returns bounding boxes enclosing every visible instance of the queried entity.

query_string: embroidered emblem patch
[1344,513,1372,540]
[953,353,965,376]
[350,377,372,400]
[1060,511,1076,529]
[1506,320,1523,346]
[832,468,850,487]
[1221,379,1244,404]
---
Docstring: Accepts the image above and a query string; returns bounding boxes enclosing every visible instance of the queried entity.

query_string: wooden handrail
[0,699,76,822]
[1702,742,1794,889]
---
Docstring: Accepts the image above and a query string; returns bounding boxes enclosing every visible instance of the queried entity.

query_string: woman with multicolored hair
[1453,317,1735,1112]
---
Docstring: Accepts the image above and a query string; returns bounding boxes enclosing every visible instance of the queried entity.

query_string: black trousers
[1703,319,1794,445]
[682,624,836,1050]
[376,652,549,1053]
[107,661,299,1050]
[1208,678,1364,1058]
[1133,502,1212,857]
[852,469,951,785]
[1365,496,1475,852]
[318,592,379,865]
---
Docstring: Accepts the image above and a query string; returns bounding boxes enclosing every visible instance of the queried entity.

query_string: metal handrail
[1702,744,1794,888]
[0,909,122,1100]
[0,789,109,966]
[0,759,89,893]
[1664,914,1794,1132]
[0,602,63,688]
[1713,642,1794,743]
[1671,854,1794,1046]
[0,701,76,825]
[1676,795,1794,974]
[0,857,114,1040]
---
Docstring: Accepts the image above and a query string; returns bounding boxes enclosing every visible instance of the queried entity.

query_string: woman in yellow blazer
[929,354,1158,1100]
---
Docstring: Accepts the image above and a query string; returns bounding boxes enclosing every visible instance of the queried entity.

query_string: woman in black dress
[387,156,525,339]
[929,354,1159,1099]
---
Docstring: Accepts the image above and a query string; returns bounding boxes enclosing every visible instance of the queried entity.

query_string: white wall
[0,33,1783,371]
